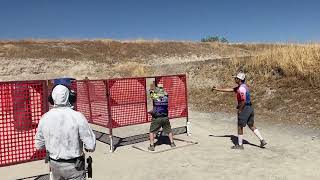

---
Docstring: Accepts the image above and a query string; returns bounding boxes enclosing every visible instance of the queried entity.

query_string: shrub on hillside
[201,36,228,43]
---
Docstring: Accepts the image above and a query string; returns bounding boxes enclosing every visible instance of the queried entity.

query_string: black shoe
[260,140,267,148]
[148,144,155,151]
[170,142,176,148]
[231,144,244,150]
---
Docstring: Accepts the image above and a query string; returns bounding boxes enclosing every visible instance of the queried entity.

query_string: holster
[75,156,85,171]
[87,156,93,178]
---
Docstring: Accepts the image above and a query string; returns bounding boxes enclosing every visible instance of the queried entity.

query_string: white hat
[235,72,246,80]
[52,85,70,106]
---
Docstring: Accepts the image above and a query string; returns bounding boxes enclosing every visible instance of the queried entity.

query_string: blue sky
[0,0,319,42]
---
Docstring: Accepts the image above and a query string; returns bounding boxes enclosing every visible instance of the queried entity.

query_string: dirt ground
[1,110,319,180]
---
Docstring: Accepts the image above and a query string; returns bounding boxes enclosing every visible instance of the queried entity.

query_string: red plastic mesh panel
[73,81,90,121]
[156,75,188,119]
[108,78,147,128]
[0,81,47,167]
[78,80,109,127]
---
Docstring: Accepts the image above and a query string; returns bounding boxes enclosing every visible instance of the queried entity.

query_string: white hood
[52,85,70,106]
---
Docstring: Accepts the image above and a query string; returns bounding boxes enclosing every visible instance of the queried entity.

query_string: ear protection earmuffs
[48,85,77,105]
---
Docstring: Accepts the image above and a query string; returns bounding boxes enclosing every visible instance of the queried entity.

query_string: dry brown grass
[230,44,320,87]
[0,40,249,63]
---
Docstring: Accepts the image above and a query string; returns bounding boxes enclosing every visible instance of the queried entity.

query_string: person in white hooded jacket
[35,84,96,180]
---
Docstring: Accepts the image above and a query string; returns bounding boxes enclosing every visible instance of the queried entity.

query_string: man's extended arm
[212,86,234,92]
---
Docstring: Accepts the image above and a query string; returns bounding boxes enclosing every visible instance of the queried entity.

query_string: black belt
[49,156,81,163]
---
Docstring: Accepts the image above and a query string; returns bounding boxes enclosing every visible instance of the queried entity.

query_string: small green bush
[201,36,228,43]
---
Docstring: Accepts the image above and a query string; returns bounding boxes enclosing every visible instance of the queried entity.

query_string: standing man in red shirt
[212,72,267,150]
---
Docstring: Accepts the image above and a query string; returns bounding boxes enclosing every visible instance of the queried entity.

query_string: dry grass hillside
[0,40,319,128]
[0,40,248,80]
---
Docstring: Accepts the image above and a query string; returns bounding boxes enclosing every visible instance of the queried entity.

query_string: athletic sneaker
[170,142,176,148]
[231,144,244,150]
[148,144,155,151]
[260,140,267,148]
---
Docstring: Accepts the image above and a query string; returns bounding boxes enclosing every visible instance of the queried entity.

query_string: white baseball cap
[235,72,246,80]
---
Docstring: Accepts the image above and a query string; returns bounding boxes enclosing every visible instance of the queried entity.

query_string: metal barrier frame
[104,74,189,152]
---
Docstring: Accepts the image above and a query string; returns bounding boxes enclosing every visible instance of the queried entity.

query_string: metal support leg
[109,133,114,153]
[186,121,191,136]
